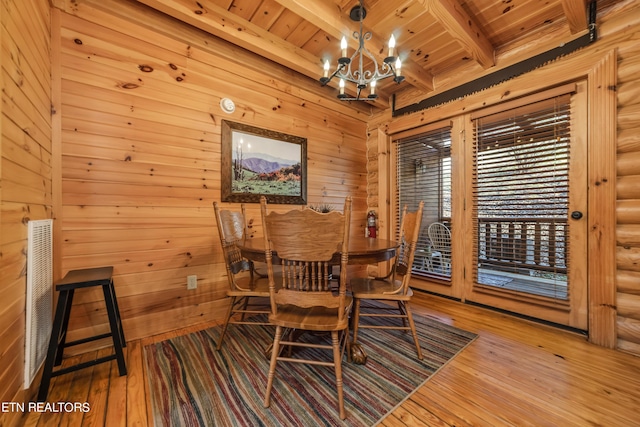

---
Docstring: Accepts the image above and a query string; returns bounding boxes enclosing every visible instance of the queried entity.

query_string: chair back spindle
[393,203,424,292]
[261,200,351,317]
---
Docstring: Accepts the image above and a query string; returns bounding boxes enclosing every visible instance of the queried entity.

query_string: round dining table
[237,236,399,265]
[238,236,398,363]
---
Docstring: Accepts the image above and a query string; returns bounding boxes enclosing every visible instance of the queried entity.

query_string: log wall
[615,8,640,354]
[0,0,52,421]
[367,0,640,356]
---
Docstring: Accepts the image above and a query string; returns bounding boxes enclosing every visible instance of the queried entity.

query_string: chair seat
[269,297,353,331]
[351,277,413,301]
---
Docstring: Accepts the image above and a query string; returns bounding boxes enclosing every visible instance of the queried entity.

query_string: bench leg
[38,289,72,402]
[55,289,74,366]
[103,284,127,376]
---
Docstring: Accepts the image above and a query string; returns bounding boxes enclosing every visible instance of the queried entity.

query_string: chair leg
[404,302,423,360]
[332,331,346,420]
[352,299,361,345]
[264,325,283,409]
[341,328,350,363]
[239,296,250,321]
[285,328,295,357]
[216,296,237,350]
[397,301,408,328]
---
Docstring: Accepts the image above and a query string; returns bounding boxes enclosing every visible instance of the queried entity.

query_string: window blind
[395,125,452,278]
[472,94,571,299]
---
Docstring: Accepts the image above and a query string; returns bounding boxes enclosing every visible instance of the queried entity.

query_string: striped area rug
[144,307,476,426]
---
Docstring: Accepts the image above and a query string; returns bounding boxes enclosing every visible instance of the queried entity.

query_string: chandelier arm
[320,62,347,86]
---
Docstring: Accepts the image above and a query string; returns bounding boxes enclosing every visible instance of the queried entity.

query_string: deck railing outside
[478,217,567,274]
[413,217,568,299]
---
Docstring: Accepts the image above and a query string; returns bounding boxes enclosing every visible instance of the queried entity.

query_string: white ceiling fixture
[220,98,235,114]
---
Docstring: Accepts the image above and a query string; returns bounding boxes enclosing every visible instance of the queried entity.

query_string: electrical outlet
[187,275,197,290]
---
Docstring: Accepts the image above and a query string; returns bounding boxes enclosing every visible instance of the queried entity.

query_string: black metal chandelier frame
[320,0,404,101]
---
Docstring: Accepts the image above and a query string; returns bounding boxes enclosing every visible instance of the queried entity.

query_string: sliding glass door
[392,84,588,330]
[466,85,588,330]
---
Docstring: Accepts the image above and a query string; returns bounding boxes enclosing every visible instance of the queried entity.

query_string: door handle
[570,211,583,220]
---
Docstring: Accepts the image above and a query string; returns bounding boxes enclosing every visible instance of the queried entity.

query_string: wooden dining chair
[260,196,352,420]
[350,201,425,359]
[213,201,273,350]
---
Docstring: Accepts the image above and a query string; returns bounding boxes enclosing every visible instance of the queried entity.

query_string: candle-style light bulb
[395,58,402,76]
[370,79,377,96]
[323,60,330,78]
[388,34,396,57]
[339,78,345,95]
[340,37,348,58]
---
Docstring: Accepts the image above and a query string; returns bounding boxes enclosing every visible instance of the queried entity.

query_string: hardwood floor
[15,292,640,426]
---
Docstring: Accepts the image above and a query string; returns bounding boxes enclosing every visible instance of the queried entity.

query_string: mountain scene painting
[231,130,302,197]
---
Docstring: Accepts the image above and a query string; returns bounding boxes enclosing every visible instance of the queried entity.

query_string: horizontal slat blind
[472,94,571,299]
[395,126,452,278]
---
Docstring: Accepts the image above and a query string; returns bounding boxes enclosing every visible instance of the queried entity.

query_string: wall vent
[24,219,53,388]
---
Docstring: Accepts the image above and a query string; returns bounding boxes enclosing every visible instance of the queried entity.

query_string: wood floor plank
[449,329,640,425]
[103,349,127,427]
[425,365,582,426]
[57,352,97,427]
[36,352,96,427]
[125,341,148,427]
[142,343,154,426]
[79,348,113,427]
[413,375,514,427]
[378,413,410,426]
[387,399,448,426]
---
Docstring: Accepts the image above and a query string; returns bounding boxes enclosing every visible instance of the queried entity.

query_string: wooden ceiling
[135,0,614,113]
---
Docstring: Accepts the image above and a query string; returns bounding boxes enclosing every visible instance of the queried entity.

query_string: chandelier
[320,0,404,101]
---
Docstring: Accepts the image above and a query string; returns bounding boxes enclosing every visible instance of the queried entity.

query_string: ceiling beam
[136,0,390,107]
[418,0,495,69]
[562,0,588,33]
[136,0,326,84]
[273,0,435,93]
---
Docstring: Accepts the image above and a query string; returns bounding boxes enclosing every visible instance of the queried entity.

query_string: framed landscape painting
[221,120,307,204]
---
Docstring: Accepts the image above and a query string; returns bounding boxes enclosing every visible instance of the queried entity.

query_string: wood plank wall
[366,0,640,356]
[0,0,52,420]
[51,0,368,357]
